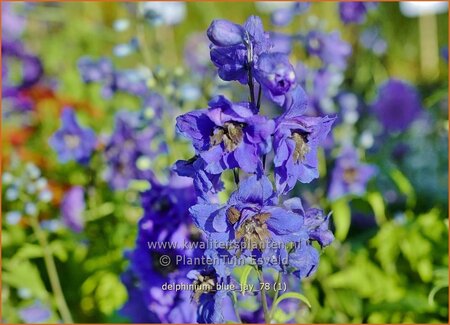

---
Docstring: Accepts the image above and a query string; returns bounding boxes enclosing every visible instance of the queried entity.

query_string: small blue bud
[207,19,244,47]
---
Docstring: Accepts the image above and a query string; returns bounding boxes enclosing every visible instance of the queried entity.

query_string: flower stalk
[30,216,73,324]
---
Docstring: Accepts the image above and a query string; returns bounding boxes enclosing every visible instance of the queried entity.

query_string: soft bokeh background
[2,1,449,324]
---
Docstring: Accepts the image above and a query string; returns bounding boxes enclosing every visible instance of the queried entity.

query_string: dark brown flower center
[191,274,217,303]
[343,167,358,184]
[210,122,244,152]
[291,132,310,163]
[235,212,271,251]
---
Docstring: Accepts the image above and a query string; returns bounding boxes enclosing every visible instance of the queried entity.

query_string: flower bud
[207,19,244,47]
[254,52,296,96]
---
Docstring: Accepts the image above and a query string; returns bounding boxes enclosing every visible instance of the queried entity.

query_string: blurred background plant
[1,1,448,323]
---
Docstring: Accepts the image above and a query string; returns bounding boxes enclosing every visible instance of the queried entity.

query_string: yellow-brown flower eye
[226,206,241,224]
[291,132,310,163]
[210,122,244,152]
[235,212,271,252]
[191,275,217,303]
[343,167,359,184]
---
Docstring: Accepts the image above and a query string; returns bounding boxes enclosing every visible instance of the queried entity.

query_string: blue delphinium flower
[176,95,274,175]
[208,16,298,105]
[328,147,377,201]
[120,269,160,323]
[173,157,224,201]
[208,15,271,84]
[273,87,335,194]
[283,197,334,278]
[170,14,337,322]
[190,175,308,273]
[60,186,85,232]
[339,2,378,25]
[371,79,422,133]
[187,267,239,323]
[254,52,296,104]
[49,108,96,164]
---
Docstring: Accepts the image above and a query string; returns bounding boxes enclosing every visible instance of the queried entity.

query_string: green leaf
[239,265,255,295]
[14,244,44,260]
[366,192,387,225]
[50,240,68,262]
[96,272,127,315]
[331,198,351,241]
[272,292,312,311]
[390,169,416,207]
[2,260,48,300]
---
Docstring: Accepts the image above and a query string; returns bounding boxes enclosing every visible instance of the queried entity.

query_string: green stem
[231,291,243,323]
[30,217,73,323]
[136,19,153,68]
[270,272,283,319]
[257,268,271,323]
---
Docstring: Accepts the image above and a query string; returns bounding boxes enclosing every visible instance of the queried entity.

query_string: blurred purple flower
[184,33,213,76]
[61,186,85,232]
[360,27,387,56]
[121,175,202,323]
[49,108,97,164]
[441,46,448,62]
[2,2,26,39]
[18,302,51,324]
[305,30,352,70]
[271,2,311,27]
[372,79,422,132]
[77,57,148,99]
[328,147,377,201]
[339,2,378,25]
[104,109,163,190]
[2,39,43,97]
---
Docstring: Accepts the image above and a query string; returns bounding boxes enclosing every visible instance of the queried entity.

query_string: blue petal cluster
[49,108,97,164]
[173,15,336,322]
